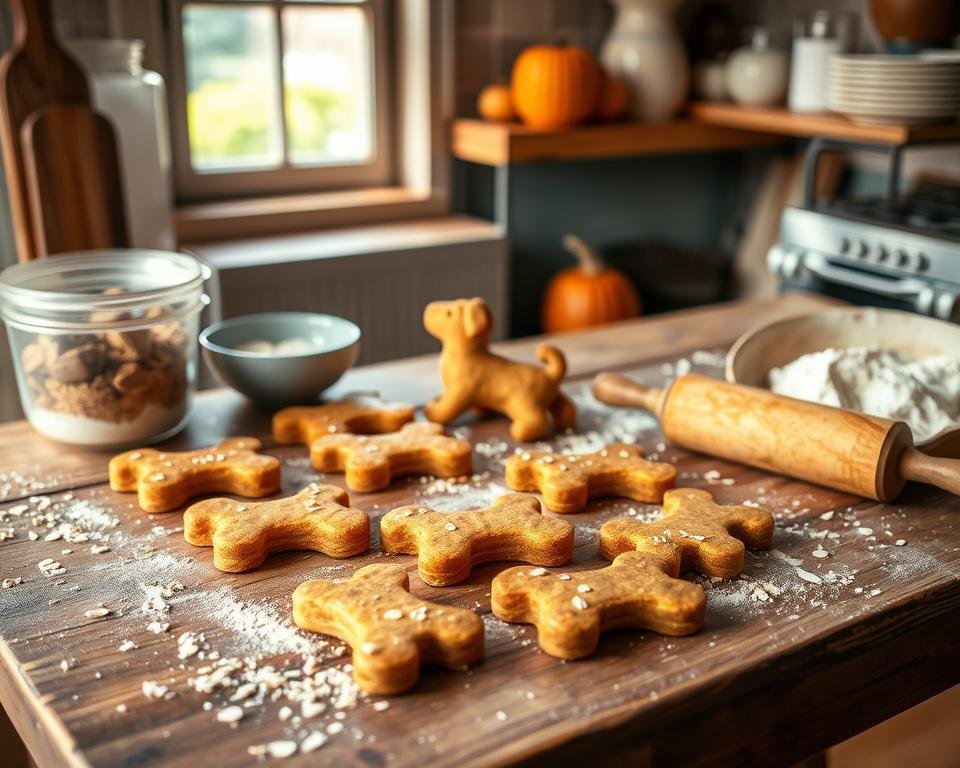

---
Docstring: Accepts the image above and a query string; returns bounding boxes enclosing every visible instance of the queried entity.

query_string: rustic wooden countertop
[1,292,958,768]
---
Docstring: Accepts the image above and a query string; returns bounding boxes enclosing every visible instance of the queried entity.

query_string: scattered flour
[417,480,511,512]
[207,590,316,656]
[769,346,960,441]
[2,343,953,759]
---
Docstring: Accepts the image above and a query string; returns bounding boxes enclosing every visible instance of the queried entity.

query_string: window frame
[164,0,394,202]
[109,0,451,241]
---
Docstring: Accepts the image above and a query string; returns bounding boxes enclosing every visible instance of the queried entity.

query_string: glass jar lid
[0,250,208,332]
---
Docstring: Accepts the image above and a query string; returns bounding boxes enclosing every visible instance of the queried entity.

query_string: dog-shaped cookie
[423,297,576,442]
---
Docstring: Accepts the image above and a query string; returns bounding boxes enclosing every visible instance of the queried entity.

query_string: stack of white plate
[826,53,960,125]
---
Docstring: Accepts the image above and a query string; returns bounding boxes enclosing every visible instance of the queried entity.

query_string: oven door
[768,247,960,321]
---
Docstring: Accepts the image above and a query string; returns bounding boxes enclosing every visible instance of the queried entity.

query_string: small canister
[0,250,209,448]
[788,11,858,113]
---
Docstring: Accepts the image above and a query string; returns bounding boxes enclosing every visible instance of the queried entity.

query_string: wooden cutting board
[0,0,126,260]
[21,104,127,255]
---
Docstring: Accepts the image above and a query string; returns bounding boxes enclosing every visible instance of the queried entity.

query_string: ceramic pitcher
[601,0,689,121]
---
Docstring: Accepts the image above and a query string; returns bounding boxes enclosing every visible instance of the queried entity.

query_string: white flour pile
[769,346,960,441]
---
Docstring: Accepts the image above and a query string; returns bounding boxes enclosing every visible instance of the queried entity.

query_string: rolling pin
[592,372,960,502]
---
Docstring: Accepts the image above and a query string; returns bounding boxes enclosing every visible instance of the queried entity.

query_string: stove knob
[916,252,929,272]
[871,244,889,263]
[837,237,851,255]
[935,291,960,321]
[767,245,786,274]
[781,250,803,279]
[853,240,869,258]
[894,249,910,267]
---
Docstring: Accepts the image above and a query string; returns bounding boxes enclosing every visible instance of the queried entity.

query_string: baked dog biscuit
[292,564,484,694]
[600,488,774,579]
[109,437,281,513]
[310,422,472,492]
[272,398,415,446]
[423,297,576,442]
[380,493,574,586]
[505,443,676,513]
[491,550,706,659]
[184,483,369,572]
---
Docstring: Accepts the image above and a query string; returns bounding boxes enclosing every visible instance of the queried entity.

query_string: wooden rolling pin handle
[899,448,960,497]
[592,372,667,415]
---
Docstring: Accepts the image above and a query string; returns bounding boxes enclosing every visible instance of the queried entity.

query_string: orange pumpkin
[510,44,601,130]
[478,83,515,122]
[595,71,630,120]
[542,234,641,333]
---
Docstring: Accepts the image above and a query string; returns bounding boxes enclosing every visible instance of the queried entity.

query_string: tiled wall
[52,0,112,38]
[453,0,889,118]
[455,0,614,116]
[751,0,883,51]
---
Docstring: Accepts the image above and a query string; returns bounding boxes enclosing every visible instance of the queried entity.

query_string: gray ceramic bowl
[200,312,361,407]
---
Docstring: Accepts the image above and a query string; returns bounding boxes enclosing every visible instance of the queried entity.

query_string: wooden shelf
[450,117,781,166]
[688,101,960,146]
[452,105,960,167]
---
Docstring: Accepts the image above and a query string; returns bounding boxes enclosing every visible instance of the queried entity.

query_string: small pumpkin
[542,234,641,333]
[595,71,630,120]
[511,44,601,130]
[478,83,515,122]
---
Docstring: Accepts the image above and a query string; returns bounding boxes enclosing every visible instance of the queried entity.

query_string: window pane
[281,5,374,166]
[182,3,282,171]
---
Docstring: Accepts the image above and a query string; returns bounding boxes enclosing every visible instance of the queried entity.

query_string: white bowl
[831,53,960,68]
[829,71,960,83]
[200,312,361,407]
[827,80,960,94]
[826,94,960,111]
[725,308,960,449]
[726,308,960,388]
[829,110,958,126]
[827,88,960,102]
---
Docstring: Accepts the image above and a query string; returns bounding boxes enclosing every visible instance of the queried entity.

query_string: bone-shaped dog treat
[272,398,415,446]
[184,483,369,572]
[600,488,774,579]
[310,422,473,492]
[505,443,676,513]
[109,437,281,513]
[491,550,706,659]
[293,564,484,694]
[380,493,574,586]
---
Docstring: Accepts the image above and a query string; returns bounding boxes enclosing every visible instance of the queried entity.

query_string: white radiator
[194,216,509,366]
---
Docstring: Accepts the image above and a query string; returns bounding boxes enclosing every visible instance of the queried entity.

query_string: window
[166,0,392,201]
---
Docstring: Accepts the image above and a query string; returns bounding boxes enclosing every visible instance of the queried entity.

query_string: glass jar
[0,251,209,449]
[67,39,175,251]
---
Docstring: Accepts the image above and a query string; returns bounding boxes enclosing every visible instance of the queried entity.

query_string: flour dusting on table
[1,346,952,761]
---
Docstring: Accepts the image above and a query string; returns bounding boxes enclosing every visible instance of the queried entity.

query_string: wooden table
[2,293,959,768]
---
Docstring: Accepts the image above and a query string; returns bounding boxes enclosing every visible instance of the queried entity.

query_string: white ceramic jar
[68,40,175,252]
[726,28,790,108]
[601,0,690,121]
[788,11,858,113]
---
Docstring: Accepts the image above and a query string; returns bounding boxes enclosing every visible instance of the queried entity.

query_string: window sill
[175,186,448,244]
[184,214,505,271]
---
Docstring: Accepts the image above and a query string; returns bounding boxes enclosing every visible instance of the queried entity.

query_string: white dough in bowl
[768,346,960,442]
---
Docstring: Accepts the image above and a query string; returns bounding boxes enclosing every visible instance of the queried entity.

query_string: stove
[768,140,960,320]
